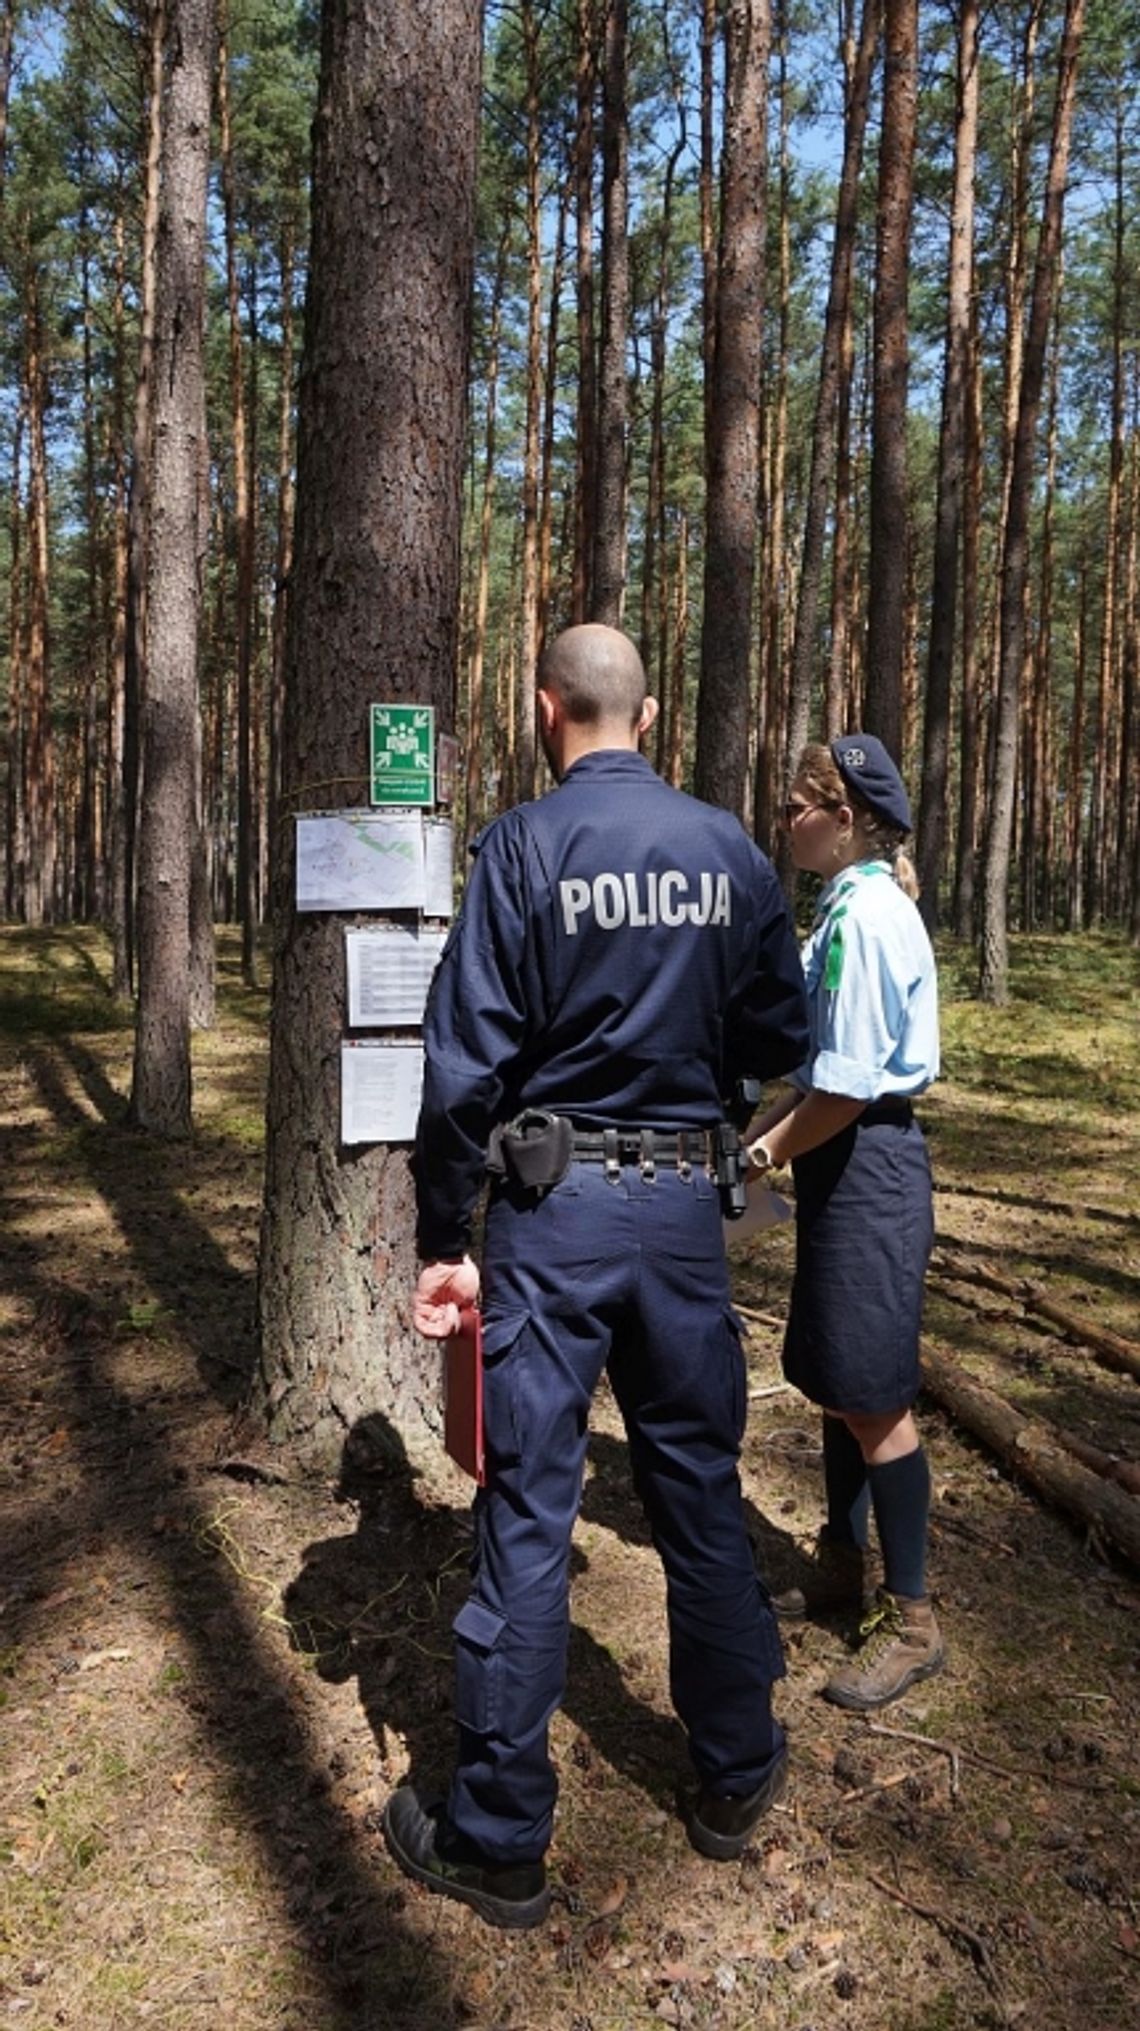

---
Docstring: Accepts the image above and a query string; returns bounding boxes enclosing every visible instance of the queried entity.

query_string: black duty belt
[568,1126,717,1178]
[859,1098,914,1127]
[487,1110,743,1206]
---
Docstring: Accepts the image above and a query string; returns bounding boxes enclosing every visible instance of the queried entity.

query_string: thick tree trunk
[979,0,1084,1004]
[694,0,769,817]
[254,0,481,1468]
[130,0,215,1134]
[863,0,917,758]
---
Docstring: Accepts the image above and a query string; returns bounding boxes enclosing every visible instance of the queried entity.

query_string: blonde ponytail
[889,840,920,900]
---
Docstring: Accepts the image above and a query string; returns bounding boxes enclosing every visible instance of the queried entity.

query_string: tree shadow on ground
[0,1033,465,2026]
[19,1038,257,1405]
[285,1415,727,1831]
[0,1276,458,2028]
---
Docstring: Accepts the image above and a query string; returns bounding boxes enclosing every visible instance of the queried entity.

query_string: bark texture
[255,0,481,1468]
[694,0,769,817]
[130,0,214,1134]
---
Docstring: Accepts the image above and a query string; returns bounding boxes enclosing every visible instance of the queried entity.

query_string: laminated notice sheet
[296,810,425,912]
[340,1040,424,1144]
[345,925,447,1029]
[423,818,455,919]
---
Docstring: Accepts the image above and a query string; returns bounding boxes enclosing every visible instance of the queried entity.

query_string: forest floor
[0,924,1138,2031]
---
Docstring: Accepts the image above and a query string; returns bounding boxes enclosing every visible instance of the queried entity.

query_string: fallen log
[920,1339,1140,1569]
[1056,1430,1140,1499]
[930,1250,1140,1384]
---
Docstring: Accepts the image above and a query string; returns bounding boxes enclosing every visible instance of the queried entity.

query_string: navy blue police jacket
[415,749,810,1259]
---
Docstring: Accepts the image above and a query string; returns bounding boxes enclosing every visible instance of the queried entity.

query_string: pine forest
[3,0,1140,1015]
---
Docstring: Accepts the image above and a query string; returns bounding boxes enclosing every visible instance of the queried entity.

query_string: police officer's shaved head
[538,624,647,726]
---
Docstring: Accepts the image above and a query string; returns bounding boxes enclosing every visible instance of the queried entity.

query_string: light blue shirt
[790,862,940,1101]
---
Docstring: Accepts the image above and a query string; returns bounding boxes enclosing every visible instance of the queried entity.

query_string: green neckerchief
[816,860,892,992]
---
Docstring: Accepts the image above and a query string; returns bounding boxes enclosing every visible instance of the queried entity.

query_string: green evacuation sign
[370,704,436,807]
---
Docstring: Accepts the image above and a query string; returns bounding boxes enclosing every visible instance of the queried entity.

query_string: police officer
[383,624,809,1929]
[748,735,943,1712]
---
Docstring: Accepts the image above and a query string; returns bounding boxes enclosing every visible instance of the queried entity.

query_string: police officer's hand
[413,1256,481,1339]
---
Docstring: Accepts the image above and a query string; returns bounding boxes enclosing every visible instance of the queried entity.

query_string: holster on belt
[486,1109,574,1190]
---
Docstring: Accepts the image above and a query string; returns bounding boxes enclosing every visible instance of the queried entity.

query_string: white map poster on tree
[295,810,426,912]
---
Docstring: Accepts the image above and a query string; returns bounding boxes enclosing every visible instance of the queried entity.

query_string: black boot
[684,1746,789,1861]
[382,1786,550,1930]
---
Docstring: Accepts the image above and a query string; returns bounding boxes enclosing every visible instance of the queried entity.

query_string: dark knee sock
[822,1417,870,1548]
[868,1447,931,1600]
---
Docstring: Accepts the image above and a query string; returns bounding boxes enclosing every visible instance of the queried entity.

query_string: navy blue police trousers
[446,1157,786,1864]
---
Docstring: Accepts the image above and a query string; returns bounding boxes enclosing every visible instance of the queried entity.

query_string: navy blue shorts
[782,1114,933,1415]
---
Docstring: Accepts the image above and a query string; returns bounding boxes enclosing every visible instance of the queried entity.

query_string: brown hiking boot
[772,1535,867,1622]
[823,1588,944,1712]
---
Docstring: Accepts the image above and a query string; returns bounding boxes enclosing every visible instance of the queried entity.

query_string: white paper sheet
[340,1041,424,1144]
[423,818,455,918]
[296,810,425,912]
[345,926,447,1028]
[724,1182,794,1243]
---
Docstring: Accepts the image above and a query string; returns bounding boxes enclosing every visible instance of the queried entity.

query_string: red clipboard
[444,1303,485,1485]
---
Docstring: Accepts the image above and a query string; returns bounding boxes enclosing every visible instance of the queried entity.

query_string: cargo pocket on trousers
[479,1309,530,1466]
[724,1306,748,1445]
[453,1597,508,1735]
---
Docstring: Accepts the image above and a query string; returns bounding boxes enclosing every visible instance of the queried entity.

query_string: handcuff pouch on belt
[486,1109,574,1192]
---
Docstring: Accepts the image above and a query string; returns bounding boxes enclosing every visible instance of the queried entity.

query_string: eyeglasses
[782,799,829,826]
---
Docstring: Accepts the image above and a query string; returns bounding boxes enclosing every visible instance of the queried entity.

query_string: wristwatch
[747,1136,776,1174]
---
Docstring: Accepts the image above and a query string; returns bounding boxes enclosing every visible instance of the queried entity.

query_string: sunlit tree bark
[979,0,1085,1004]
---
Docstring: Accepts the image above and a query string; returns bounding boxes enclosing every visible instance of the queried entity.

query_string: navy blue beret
[830,733,912,832]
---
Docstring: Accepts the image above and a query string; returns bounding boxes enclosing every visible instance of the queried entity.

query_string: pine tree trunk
[254,0,481,1466]
[4,403,24,919]
[918,0,978,931]
[592,0,629,625]
[130,0,215,1133]
[694,0,769,817]
[863,0,917,757]
[1024,292,1062,931]
[755,20,791,846]
[1117,431,1139,925]
[572,0,596,623]
[23,269,55,926]
[268,219,296,903]
[538,174,568,654]
[788,0,879,770]
[952,297,983,936]
[517,0,543,796]
[218,6,258,985]
[979,0,1084,1003]
[643,66,685,731]
[107,209,132,991]
[466,226,508,842]
[123,0,167,992]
